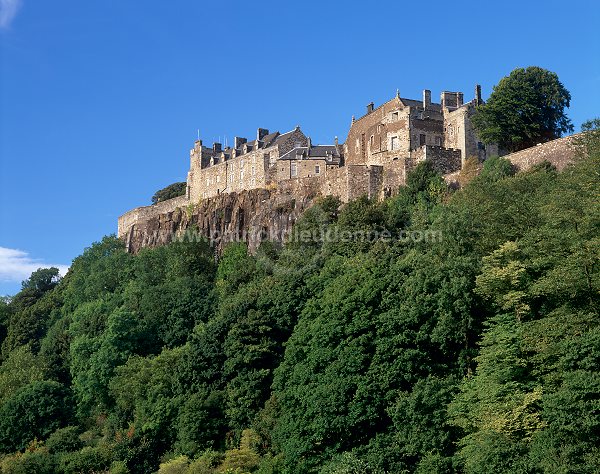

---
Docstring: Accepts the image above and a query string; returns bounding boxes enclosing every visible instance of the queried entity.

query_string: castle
[118,85,578,251]
[186,85,496,202]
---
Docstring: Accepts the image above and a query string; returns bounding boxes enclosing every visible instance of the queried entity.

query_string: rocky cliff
[119,184,320,254]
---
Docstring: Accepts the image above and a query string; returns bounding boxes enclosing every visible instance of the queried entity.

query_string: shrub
[0,381,74,453]
[45,426,83,454]
[57,445,113,474]
[0,445,57,474]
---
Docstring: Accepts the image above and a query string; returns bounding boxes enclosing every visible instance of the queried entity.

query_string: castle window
[377,124,382,133]
[420,134,426,146]
[217,175,220,183]
[435,136,442,146]
[291,161,298,177]
[392,112,399,121]
[390,136,399,151]
[315,165,321,174]
[251,166,256,176]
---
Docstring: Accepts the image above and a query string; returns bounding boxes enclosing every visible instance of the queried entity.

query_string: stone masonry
[118,86,579,252]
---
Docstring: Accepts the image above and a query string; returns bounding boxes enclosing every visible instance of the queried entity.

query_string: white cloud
[0,247,69,283]
[0,0,22,29]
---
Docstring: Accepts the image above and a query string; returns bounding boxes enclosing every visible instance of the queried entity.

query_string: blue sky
[0,0,598,295]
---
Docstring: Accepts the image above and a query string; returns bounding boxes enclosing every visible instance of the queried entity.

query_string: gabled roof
[353,95,444,124]
[279,143,341,164]
[274,127,300,145]
[309,145,340,158]
[261,131,280,147]
[278,146,308,160]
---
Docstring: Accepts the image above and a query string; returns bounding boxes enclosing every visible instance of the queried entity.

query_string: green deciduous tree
[0,381,74,453]
[472,66,573,152]
[152,182,187,204]
[21,267,62,292]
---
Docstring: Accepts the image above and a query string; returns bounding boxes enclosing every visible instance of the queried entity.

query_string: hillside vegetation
[0,131,598,473]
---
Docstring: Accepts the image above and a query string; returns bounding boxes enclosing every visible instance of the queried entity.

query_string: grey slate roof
[279,144,341,163]
[261,132,280,147]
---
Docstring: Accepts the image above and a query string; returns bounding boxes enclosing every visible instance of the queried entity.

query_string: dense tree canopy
[472,66,574,152]
[151,182,187,204]
[0,126,597,472]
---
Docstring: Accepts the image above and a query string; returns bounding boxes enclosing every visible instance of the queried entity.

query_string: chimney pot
[367,102,375,114]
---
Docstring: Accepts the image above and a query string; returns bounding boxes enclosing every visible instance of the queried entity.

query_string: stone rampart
[118,195,189,238]
[502,135,579,171]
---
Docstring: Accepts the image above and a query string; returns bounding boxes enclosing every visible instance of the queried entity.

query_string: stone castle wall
[411,145,462,174]
[502,135,578,171]
[118,195,189,239]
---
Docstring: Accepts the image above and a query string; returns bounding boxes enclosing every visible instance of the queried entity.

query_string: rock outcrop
[120,186,319,254]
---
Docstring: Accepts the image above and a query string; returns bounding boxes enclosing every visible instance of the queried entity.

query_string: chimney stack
[366,102,374,114]
[257,128,269,141]
[213,142,222,153]
[423,89,431,109]
[475,84,482,105]
[234,137,247,149]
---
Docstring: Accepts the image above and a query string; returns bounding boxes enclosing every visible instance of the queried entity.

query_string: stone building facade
[185,85,494,204]
[343,85,497,195]
[186,126,344,201]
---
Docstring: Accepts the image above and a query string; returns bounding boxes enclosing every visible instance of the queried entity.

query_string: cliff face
[120,186,319,254]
